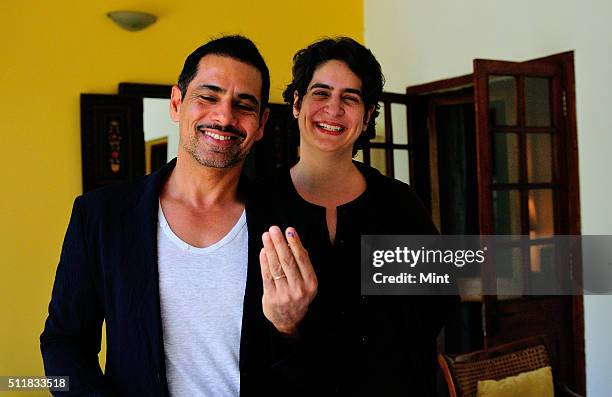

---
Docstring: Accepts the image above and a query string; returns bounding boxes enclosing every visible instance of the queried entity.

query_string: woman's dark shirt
[262,162,458,396]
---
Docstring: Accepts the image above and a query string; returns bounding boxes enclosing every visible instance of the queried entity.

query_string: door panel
[473,57,582,391]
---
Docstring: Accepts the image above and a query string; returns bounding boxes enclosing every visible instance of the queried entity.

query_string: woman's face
[293,60,373,157]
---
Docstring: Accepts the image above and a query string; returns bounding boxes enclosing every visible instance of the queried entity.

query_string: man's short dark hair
[178,35,270,116]
[283,37,384,154]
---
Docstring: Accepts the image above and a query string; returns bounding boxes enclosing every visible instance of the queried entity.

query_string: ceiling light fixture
[107,11,157,32]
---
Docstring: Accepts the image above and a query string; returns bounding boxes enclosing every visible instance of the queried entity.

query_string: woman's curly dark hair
[283,37,385,156]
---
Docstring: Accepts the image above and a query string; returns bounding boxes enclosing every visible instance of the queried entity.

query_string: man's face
[170,54,268,169]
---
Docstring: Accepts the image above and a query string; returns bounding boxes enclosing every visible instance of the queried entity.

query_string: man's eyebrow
[194,84,260,109]
[196,84,224,93]
[237,93,260,109]
[309,83,363,97]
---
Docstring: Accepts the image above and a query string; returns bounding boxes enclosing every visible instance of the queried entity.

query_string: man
[41,35,315,396]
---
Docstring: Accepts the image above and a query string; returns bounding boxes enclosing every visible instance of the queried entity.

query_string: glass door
[473,56,583,392]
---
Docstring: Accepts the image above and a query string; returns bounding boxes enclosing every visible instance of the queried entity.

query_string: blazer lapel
[124,159,176,394]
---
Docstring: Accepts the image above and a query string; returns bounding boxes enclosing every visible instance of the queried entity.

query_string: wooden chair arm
[438,354,458,397]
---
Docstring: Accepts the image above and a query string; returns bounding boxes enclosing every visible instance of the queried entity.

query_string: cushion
[476,366,554,397]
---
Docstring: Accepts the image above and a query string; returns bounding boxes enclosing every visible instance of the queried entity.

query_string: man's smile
[196,123,246,144]
[201,130,241,141]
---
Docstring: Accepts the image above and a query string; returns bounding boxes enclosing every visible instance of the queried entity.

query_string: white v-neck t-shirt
[157,204,248,396]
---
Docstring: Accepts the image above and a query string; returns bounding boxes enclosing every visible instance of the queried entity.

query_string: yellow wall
[0,1,362,394]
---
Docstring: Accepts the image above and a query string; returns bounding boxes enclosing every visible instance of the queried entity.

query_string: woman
[259,38,457,396]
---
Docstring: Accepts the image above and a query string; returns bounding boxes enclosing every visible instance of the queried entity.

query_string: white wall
[143,98,179,162]
[364,0,612,395]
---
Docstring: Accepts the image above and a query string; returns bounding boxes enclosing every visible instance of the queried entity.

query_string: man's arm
[40,197,107,396]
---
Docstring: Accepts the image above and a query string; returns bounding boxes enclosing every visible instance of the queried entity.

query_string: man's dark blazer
[41,160,291,396]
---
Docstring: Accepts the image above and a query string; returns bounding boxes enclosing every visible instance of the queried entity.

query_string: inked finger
[286,227,317,283]
[268,226,302,286]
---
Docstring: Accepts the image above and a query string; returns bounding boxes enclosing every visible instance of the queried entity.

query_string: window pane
[530,244,559,293]
[528,189,554,237]
[495,246,524,297]
[489,75,517,126]
[370,148,387,176]
[373,102,386,143]
[493,189,522,235]
[393,149,409,184]
[530,243,554,273]
[391,103,408,144]
[527,133,553,183]
[493,133,520,184]
[525,77,552,127]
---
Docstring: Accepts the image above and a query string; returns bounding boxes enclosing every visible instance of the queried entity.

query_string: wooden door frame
[527,52,584,394]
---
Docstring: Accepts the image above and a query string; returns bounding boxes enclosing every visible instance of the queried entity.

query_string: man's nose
[211,98,237,126]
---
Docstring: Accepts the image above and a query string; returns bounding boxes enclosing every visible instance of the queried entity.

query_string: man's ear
[169,85,182,122]
[255,107,270,141]
[292,91,300,119]
[363,105,376,131]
